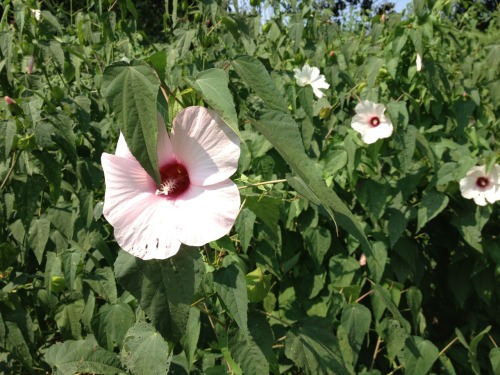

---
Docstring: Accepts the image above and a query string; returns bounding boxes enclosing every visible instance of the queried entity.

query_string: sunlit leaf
[45,337,123,375]
[102,60,161,185]
[120,321,172,375]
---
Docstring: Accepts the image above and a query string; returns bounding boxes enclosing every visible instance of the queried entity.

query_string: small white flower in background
[293,63,330,99]
[459,164,500,206]
[351,100,393,144]
[31,9,41,21]
[416,53,423,72]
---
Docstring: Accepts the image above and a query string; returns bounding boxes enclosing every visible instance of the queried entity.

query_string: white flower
[416,53,423,72]
[101,106,241,260]
[293,64,330,99]
[351,100,393,144]
[31,9,41,21]
[459,164,500,206]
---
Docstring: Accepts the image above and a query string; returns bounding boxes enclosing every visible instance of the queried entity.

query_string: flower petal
[309,66,320,81]
[115,134,135,159]
[173,180,240,246]
[101,153,181,259]
[473,194,488,206]
[170,107,240,186]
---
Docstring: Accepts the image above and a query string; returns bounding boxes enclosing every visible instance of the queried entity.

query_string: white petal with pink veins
[173,180,240,246]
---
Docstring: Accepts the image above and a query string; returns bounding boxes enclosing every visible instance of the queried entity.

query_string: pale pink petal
[473,194,488,206]
[101,153,181,259]
[173,180,240,246]
[170,107,240,186]
[115,134,135,159]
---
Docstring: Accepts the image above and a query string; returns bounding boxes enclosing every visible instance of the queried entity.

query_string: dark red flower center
[476,176,489,188]
[369,116,381,127]
[156,162,190,198]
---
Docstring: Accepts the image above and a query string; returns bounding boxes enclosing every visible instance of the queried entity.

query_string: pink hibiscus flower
[101,106,241,260]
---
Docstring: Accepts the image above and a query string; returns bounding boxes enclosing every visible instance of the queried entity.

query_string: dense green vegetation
[1,0,499,373]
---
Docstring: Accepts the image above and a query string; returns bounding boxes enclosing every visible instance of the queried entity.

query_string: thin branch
[238,178,287,190]
[370,336,383,370]
[1,151,18,190]
[439,336,459,356]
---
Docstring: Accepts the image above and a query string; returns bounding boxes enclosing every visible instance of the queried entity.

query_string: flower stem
[238,178,287,190]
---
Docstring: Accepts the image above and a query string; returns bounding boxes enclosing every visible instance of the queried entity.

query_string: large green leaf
[114,247,203,343]
[16,174,46,231]
[403,336,439,375]
[120,321,172,375]
[231,56,288,113]
[372,284,411,333]
[251,110,372,259]
[185,68,240,137]
[214,264,248,337]
[91,303,136,351]
[303,226,332,269]
[28,217,50,264]
[102,60,161,185]
[229,312,278,375]
[341,303,372,365]
[417,189,449,232]
[54,299,85,340]
[44,337,124,375]
[284,318,348,375]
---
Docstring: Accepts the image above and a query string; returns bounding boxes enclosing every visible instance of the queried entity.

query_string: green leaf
[235,208,256,253]
[245,268,272,302]
[489,347,500,375]
[406,286,422,332]
[252,110,372,259]
[329,256,360,288]
[114,247,203,343]
[382,319,409,363]
[303,226,332,268]
[341,303,372,365]
[357,179,389,221]
[229,311,278,375]
[366,241,388,284]
[244,195,281,231]
[214,264,248,336]
[4,321,33,370]
[373,284,411,333]
[54,299,85,340]
[403,336,439,375]
[61,249,84,292]
[336,325,355,374]
[0,243,17,270]
[186,68,240,137]
[102,60,161,185]
[84,267,118,303]
[284,318,348,375]
[16,174,46,231]
[32,150,61,202]
[1,121,16,158]
[469,326,491,375]
[45,337,123,375]
[417,189,449,232]
[180,308,200,372]
[386,101,409,130]
[120,321,172,375]
[91,303,136,351]
[231,56,288,113]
